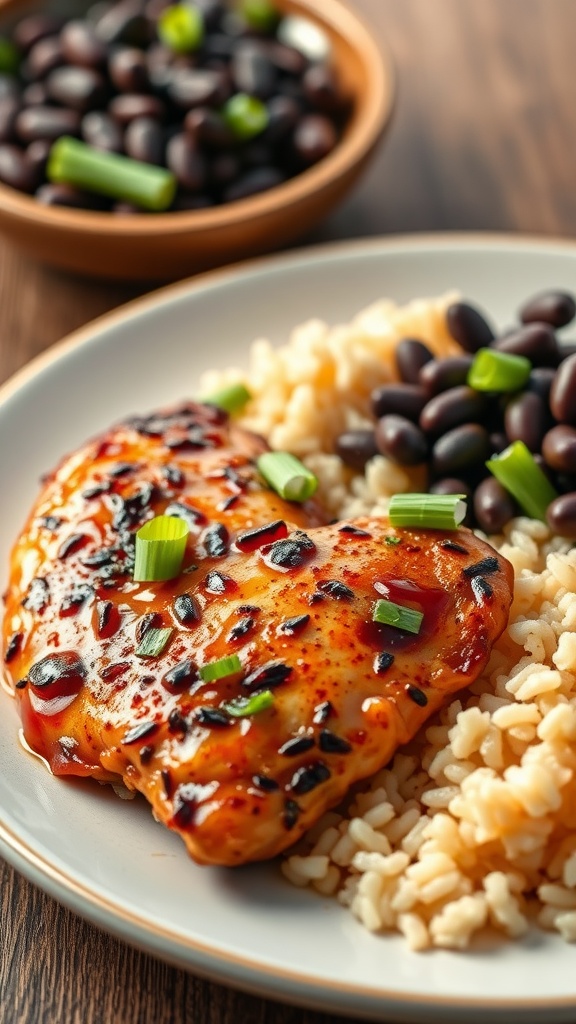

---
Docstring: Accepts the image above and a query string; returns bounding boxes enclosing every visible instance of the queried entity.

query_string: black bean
[489,431,508,455]
[210,151,241,185]
[16,105,81,142]
[557,342,576,364]
[60,20,108,69]
[302,63,343,113]
[46,65,107,112]
[262,94,299,142]
[94,0,150,46]
[446,301,495,352]
[419,355,474,396]
[82,110,124,151]
[520,290,576,329]
[292,113,337,164]
[546,492,576,538]
[334,429,378,471]
[124,115,164,162]
[168,67,230,109]
[395,338,434,384]
[108,91,166,123]
[269,41,308,76]
[184,106,234,147]
[36,182,109,208]
[550,353,576,425]
[22,82,48,106]
[223,166,283,202]
[173,592,200,625]
[290,761,330,795]
[232,42,277,99]
[166,132,207,190]
[375,414,428,465]
[0,97,19,143]
[0,144,37,192]
[504,391,548,453]
[23,36,64,80]
[526,367,556,405]
[370,383,428,422]
[473,477,516,533]
[243,660,292,691]
[109,46,149,92]
[542,425,576,473]
[0,75,20,101]
[431,423,490,476]
[495,322,559,367]
[14,14,64,53]
[429,477,472,498]
[420,386,487,436]
[278,734,315,756]
[25,138,50,176]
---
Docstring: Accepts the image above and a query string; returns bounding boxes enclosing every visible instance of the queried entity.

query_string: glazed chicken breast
[2,402,513,865]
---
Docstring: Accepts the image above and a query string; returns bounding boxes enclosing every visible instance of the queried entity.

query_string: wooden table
[2,1,576,1021]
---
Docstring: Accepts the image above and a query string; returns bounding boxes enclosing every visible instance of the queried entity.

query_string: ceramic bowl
[0,0,394,281]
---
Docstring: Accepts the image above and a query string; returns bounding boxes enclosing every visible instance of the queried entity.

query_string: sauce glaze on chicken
[1,402,513,865]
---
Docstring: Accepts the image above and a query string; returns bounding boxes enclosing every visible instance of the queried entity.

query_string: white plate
[2,234,576,1024]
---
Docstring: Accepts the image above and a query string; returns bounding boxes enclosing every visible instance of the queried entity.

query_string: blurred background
[2,1,576,1022]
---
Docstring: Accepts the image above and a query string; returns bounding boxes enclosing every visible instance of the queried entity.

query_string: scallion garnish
[467,348,531,392]
[223,689,274,717]
[47,137,177,212]
[238,0,279,31]
[486,440,558,521]
[135,627,173,658]
[257,452,318,502]
[200,382,252,414]
[134,515,189,582]
[199,654,242,682]
[158,3,204,52]
[222,93,269,140]
[388,493,467,530]
[373,599,423,634]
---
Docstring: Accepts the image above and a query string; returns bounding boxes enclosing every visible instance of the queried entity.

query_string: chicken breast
[1,401,513,865]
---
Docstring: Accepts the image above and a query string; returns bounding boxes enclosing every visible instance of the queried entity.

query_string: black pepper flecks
[440,540,469,555]
[290,761,330,795]
[162,659,198,691]
[463,556,500,578]
[283,798,301,830]
[236,520,287,552]
[338,524,372,538]
[264,531,316,569]
[252,774,280,792]
[205,569,236,594]
[135,611,162,644]
[316,580,355,600]
[318,729,352,754]
[173,592,200,626]
[22,576,49,613]
[218,494,239,512]
[278,735,315,757]
[374,651,394,674]
[162,465,185,488]
[4,632,23,663]
[243,660,292,691]
[82,482,111,499]
[227,616,255,642]
[406,685,428,707]
[202,522,230,557]
[59,584,94,616]
[313,700,333,724]
[96,600,114,637]
[165,500,206,529]
[195,707,230,727]
[168,708,189,734]
[110,483,156,531]
[139,744,154,764]
[122,721,158,744]
[162,768,174,799]
[39,514,63,530]
[279,614,310,635]
[471,575,494,601]
[28,651,87,689]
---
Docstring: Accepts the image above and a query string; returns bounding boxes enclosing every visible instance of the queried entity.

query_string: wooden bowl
[0,0,394,281]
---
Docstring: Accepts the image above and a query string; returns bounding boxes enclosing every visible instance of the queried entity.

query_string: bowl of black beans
[335,288,576,538]
[0,0,392,280]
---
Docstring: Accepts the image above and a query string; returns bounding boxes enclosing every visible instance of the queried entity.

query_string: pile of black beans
[0,0,348,211]
[335,289,576,537]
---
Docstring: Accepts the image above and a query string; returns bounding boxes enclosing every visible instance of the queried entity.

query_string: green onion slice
[257,451,318,502]
[136,627,173,658]
[373,599,423,634]
[158,3,204,52]
[388,493,467,530]
[134,515,189,582]
[223,689,274,717]
[222,93,269,140]
[486,440,558,521]
[199,654,242,682]
[47,136,177,212]
[467,348,531,392]
[200,382,252,414]
[237,0,279,31]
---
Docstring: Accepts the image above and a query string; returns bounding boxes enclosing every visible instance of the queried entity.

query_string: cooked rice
[200,293,576,950]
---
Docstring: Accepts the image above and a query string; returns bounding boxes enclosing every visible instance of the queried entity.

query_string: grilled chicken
[1,402,513,866]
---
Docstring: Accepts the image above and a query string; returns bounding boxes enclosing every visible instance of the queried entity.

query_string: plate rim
[3,231,576,1021]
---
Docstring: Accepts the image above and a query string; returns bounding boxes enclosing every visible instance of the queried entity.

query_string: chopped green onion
[47,137,177,212]
[467,348,531,392]
[223,689,274,717]
[257,451,318,502]
[136,627,173,658]
[199,654,242,682]
[385,535,402,545]
[222,93,269,140]
[486,440,558,521]
[237,0,279,31]
[373,599,423,634]
[158,3,204,51]
[134,515,189,581]
[200,382,252,414]
[0,38,20,74]
[388,493,467,530]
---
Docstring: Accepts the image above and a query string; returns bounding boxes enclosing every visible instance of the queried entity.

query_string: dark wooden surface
[2,1,576,1021]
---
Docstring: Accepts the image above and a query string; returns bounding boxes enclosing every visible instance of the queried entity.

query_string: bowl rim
[0,0,394,237]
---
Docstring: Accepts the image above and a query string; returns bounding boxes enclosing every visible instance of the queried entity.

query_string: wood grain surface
[2,1,576,1022]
